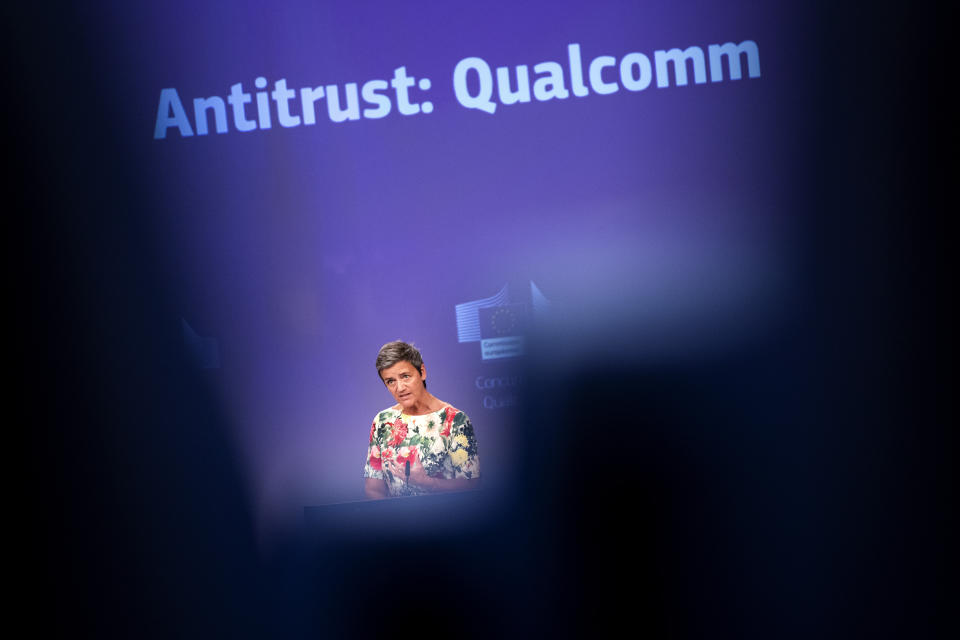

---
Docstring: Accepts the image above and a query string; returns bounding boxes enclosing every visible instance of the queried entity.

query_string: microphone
[405,460,411,480]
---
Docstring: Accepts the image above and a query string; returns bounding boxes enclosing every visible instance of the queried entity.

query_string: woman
[363,341,480,499]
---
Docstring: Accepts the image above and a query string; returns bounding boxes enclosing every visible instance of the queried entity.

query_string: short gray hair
[375,341,425,381]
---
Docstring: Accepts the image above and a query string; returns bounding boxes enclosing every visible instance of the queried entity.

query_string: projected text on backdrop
[154,40,760,139]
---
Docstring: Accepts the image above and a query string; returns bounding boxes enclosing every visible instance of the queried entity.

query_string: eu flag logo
[479,304,528,339]
[455,282,550,360]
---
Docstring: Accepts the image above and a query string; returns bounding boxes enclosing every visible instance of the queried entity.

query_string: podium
[303,488,496,541]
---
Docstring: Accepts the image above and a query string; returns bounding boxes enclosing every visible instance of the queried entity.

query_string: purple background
[14,1,947,636]
[88,0,812,532]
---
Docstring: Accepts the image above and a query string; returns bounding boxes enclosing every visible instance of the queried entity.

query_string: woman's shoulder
[372,404,470,422]
[436,402,462,415]
[438,404,472,423]
[373,406,403,423]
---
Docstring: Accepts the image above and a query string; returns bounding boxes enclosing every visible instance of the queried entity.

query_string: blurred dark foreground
[14,2,947,638]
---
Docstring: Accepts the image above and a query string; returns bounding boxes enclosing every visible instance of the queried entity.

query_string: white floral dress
[363,406,480,497]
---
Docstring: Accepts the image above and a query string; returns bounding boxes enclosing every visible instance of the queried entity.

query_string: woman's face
[379,360,427,411]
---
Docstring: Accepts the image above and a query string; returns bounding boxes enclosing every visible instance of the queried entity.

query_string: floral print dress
[363,406,480,497]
